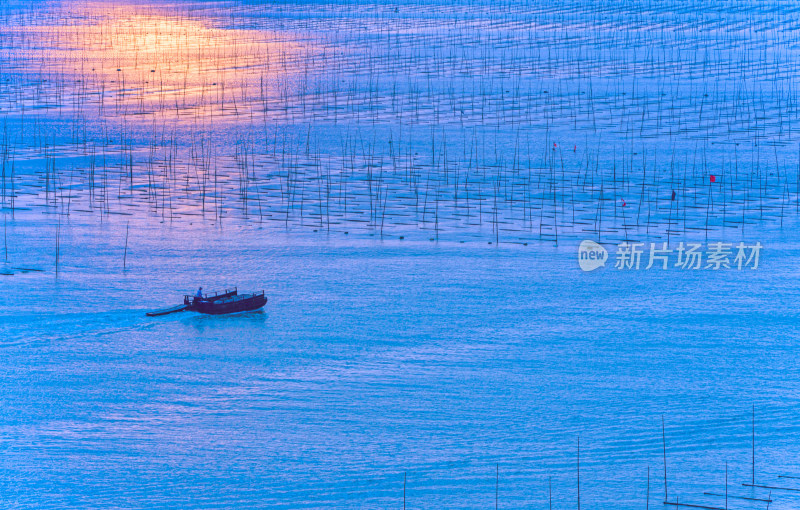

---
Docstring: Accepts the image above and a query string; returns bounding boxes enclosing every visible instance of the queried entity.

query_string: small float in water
[146,287,267,316]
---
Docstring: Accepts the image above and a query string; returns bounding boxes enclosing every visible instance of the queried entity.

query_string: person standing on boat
[196,287,203,300]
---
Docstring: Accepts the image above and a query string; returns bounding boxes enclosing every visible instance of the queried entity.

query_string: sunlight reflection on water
[2,1,305,118]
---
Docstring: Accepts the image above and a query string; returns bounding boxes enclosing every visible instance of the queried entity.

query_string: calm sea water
[4,0,800,507]
[2,216,800,508]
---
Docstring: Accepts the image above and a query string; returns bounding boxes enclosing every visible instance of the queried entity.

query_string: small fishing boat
[146,287,266,316]
[186,290,267,315]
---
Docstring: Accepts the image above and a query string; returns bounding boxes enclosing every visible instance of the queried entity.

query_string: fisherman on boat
[196,287,203,298]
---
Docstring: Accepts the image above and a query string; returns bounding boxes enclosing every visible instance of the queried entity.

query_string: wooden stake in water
[123,221,130,270]
[662,415,668,503]
[55,217,60,277]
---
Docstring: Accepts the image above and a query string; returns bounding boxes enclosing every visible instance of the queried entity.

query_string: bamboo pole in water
[123,221,129,270]
[662,415,668,503]
[577,435,581,510]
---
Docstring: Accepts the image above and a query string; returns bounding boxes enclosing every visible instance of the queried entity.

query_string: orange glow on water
[4,2,305,118]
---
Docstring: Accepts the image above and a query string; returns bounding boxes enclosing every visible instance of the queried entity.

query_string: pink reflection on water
[2,1,307,120]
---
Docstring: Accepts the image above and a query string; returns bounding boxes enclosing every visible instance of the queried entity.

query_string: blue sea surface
[2,219,800,508]
[2,0,800,507]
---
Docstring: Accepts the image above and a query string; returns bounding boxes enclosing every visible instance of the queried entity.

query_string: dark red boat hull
[192,293,267,315]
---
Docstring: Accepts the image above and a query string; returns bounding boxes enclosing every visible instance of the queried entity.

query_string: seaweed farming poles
[3,0,800,244]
